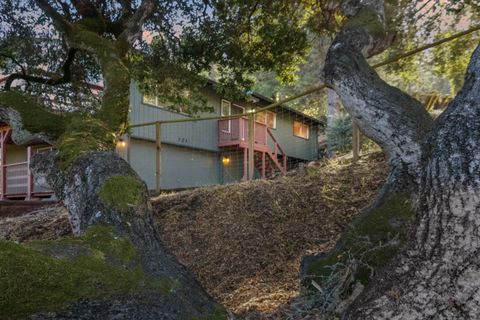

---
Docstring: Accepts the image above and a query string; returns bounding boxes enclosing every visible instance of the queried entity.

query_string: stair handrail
[267,128,286,156]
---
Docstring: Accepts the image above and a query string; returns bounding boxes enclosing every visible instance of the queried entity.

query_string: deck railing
[0,161,54,199]
[4,162,29,195]
[218,117,270,146]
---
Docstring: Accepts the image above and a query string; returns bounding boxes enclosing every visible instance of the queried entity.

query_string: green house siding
[271,111,319,161]
[127,138,221,190]
[125,83,320,190]
[221,149,244,184]
[251,100,319,161]
[129,83,221,152]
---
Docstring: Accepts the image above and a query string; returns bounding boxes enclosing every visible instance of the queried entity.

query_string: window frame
[142,94,192,116]
[255,110,276,129]
[221,99,232,133]
[293,120,309,140]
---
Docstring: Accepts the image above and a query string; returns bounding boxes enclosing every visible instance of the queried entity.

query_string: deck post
[26,146,32,200]
[155,122,162,194]
[261,152,266,178]
[0,129,10,200]
[352,121,361,162]
[0,130,5,200]
[242,148,248,181]
[126,133,131,164]
[248,113,255,180]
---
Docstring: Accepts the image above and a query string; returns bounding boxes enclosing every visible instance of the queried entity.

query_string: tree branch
[4,49,77,90]
[34,0,71,33]
[120,0,157,44]
[323,1,433,175]
[71,0,102,18]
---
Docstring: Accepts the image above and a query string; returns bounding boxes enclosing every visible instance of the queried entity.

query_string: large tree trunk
[31,151,222,319]
[0,2,225,319]
[302,1,480,319]
[344,45,480,320]
[0,102,223,319]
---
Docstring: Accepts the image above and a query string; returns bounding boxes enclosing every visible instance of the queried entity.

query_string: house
[0,81,323,199]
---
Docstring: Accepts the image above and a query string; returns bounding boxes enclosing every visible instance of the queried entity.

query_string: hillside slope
[0,152,387,318]
[152,152,387,318]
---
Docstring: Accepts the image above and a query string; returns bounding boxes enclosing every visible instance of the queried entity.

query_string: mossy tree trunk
[0,1,224,318]
[304,0,480,318]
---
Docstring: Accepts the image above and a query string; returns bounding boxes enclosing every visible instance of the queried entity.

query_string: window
[220,100,231,132]
[221,100,231,116]
[293,120,309,139]
[255,111,276,129]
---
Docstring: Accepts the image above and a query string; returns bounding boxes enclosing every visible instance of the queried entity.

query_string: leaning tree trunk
[0,99,223,318]
[0,3,225,319]
[0,30,224,318]
[348,43,480,320]
[301,1,480,319]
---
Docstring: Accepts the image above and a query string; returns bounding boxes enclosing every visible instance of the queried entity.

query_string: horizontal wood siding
[129,83,221,152]
[127,138,221,190]
[221,149,244,184]
[272,111,319,161]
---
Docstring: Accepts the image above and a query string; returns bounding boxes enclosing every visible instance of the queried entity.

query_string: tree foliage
[252,0,480,119]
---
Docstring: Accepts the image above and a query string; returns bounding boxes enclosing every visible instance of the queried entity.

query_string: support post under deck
[248,113,255,180]
[155,122,162,194]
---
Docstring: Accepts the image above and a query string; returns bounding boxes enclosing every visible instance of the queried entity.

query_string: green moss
[76,17,107,34]
[99,175,145,212]
[97,57,130,131]
[0,225,150,319]
[0,91,67,139]
[344,8,385,38]
[69,24,131,133]
[148,278,179,295]
[189,304,229,320]
[57,116,115,169]
[306,194,415,288]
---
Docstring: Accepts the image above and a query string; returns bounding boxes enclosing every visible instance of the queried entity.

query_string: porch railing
[218,117,270,146]
[4,162,29,195]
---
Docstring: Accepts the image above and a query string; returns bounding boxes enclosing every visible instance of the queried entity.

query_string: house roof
[0,75,325,126]
[250,91,325,126]
[205,79,325,127]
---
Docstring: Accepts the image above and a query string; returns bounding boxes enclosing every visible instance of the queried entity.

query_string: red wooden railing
[0,127,54,199]
[218,118,287,175]
[267,128,287,172]
[218,117,270,147]
[218,117,248,144]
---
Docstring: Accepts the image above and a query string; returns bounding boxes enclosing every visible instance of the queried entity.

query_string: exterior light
[222,156,230,165]
[117,139,126,148]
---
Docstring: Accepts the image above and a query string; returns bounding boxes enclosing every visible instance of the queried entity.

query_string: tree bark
[30,151,222,319]
[0,2,224,319]
[345,44,480,320]
[0,103,222,318]
[314,0,480,319]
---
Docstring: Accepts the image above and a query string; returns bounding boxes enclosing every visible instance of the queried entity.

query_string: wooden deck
[0,127,54,200]
[218,118,287,179]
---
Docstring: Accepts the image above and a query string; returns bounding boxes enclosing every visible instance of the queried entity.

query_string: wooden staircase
[218,118,288,180]
[253,130,287,178]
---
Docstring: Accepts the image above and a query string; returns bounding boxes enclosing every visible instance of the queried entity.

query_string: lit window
[255,111,276,129]
[293,120,309,139]
[266,111,276,129]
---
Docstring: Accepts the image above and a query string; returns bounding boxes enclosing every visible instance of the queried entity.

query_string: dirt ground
[0,152,387,319]
[152,151,388,318]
